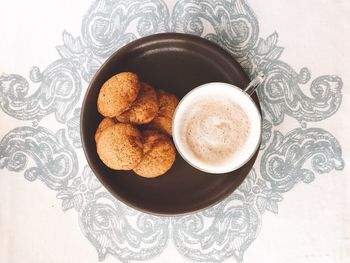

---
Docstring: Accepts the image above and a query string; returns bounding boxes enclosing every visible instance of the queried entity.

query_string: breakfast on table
[95,72,178,178]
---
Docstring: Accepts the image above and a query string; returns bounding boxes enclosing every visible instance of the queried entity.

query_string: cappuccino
[173,82,261,173]
[180,97,250,165]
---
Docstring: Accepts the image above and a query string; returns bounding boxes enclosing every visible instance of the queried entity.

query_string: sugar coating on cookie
[95,117,116,142]
[116,82,159,124]
[133,130,176,178]
[96,123,143,170]
[97,72,140,118]
[146,90,179,136]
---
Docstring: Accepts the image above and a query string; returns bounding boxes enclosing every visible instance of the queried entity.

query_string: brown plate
[81,33,261,216]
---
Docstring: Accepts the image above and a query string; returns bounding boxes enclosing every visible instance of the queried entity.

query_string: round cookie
[95,117,116,142]
[133,130,176,178]
[146,90,179,136]
[96,123,143,170]
[97,72,140,118]
[116,82,159,124]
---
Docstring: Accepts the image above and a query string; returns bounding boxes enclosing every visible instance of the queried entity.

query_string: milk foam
[181,98,250,165]
[173,82,261,174]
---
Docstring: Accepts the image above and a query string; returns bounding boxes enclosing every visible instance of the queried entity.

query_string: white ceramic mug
[172,74,265,174]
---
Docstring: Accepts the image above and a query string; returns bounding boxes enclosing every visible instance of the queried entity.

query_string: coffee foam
[181,98,250,165]
[173,83,261,173]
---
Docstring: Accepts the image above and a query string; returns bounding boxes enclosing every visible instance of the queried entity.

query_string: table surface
[0,0,349,262]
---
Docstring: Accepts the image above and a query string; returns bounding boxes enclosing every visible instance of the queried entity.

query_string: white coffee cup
[172,74,265,174]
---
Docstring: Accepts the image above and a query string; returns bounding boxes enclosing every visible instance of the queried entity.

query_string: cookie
[96,123,143,170]
[97,72,140,118]
[116,82,159,124]
[95,117,116,142]
[133,130,176,178]
[146,90,179,136]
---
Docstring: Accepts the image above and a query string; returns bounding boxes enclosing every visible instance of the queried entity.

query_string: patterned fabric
[0,0,345,262]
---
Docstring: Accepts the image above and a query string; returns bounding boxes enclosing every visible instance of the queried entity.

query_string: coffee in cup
[172,75,264,174]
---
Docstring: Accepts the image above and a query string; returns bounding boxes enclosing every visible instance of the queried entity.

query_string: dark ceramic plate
[81,33,261,216]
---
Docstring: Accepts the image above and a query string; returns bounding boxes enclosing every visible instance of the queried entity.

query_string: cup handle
[244,73,266,96]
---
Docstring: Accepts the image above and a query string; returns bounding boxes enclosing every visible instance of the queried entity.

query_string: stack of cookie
[95,72,179,178]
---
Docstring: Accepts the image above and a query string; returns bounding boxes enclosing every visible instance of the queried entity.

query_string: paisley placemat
[1,0,349,262]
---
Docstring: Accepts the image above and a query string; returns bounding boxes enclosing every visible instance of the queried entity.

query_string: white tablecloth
[1,0,349,262]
